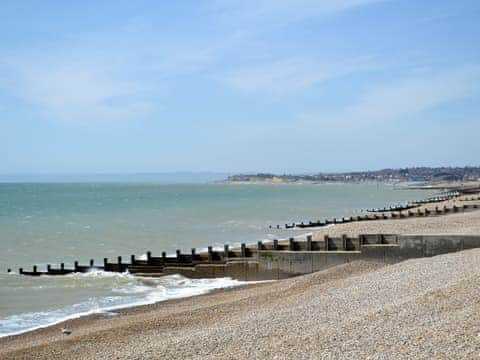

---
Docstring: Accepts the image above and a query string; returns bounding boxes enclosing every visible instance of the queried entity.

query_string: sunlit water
[0,182,436,336]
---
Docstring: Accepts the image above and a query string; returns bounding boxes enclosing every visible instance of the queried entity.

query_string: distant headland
[225,166,480,185]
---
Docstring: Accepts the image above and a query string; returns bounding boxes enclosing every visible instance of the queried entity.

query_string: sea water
[0,182,436,336]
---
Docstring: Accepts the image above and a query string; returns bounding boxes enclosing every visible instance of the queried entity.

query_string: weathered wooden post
[324,235,329,251]
[60,263,65,271]
[191,248,196,258]
[117,256,122,265]
[359,234,365,246]
[162,251,166,264]
[257,241,263,251]
[306,234,312,251]
[241,243,246,258]
[176,250,181,262]
[103,258,108,269]
[90,259,94,267]
[47,264,51,272]
[376,234,383,244]
[273,239,278,250]
[288,237,295,251]
[146,251,152,264]
[74,261,79,271]
[130,254,135,265]
[342,234,348,250]
[224,244,229,258]
[19,268,23,274]
[208,246,213,262]
[33,265,37,273]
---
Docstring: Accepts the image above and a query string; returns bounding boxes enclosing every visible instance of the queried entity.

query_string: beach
[1,196,480,359]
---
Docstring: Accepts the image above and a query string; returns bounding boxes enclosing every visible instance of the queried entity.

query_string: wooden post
[74,261,78,271]
[130,254,135,265]
[289,237,295,251]
[147,251,152,263]
[162,252,166,264]
[241,243,246,258]
[176,249,181,261]
[117,256,122,265]
[103,258,108,269]
[273,239,278,250]
[306,234,312,251]
[324,235,329,251]
[208,246,213,261]
[361,234,367,246]
[191,248,196,258]
[90,259,94,267]
[257,241,263,251]
[61,263,64,271]
[47,264,51,272]
[224,244,229,258]
[342,234,347,250]
[33,265,37,273]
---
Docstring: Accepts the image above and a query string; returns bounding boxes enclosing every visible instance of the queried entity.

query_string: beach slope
[1,248,480,359]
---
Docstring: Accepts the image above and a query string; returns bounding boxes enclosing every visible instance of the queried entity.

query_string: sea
[0,181,437,337]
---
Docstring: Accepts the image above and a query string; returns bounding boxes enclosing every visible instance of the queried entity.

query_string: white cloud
[0,52,152,124]
[225,57,372,93]
[211,0,383,26]
[297,65,480,127]
[343,65,480,124]
[0,43,214,124]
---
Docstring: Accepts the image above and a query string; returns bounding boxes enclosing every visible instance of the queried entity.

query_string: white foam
[0,274,251,338]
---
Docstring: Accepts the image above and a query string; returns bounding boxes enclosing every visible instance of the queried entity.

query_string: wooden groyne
[272,202,478,230]
[10,192,480,280]
[11,233,480,281]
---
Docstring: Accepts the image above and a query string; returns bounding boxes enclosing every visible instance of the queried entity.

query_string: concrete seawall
[16,234,480,281]
[131,234,480,281]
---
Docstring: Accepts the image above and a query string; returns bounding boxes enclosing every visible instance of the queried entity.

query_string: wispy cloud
[3,58,151,124]
[0,36,215,124]
[224,56,373,94]
[211,0,383,27]
[300,65,480,125]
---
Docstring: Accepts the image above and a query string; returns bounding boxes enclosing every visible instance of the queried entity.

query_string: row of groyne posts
[273,192,478,230]
[10,193,480,278]
[12,233,392,277]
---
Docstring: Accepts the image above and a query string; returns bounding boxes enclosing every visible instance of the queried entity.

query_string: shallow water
[0,182,435,336]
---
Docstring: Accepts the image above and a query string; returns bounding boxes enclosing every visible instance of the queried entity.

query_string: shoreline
[1,193,480,358]
[2,246,480,358]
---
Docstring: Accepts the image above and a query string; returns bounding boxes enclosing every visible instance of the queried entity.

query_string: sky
[1,0,479,175]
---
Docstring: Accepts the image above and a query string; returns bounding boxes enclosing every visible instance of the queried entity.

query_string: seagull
[61,328,72,336]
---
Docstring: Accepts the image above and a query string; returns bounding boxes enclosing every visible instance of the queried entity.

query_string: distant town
[226,167,480,183]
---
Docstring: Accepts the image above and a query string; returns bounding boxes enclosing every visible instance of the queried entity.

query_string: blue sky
[1,0,479,174]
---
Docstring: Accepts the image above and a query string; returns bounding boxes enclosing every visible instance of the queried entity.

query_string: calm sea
[0,182,435,336]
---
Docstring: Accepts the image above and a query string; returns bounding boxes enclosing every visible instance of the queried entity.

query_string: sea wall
[209,235,480,281]
[17,234,480,281]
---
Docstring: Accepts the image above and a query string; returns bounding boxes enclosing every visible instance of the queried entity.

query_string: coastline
[1,194,480,358]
